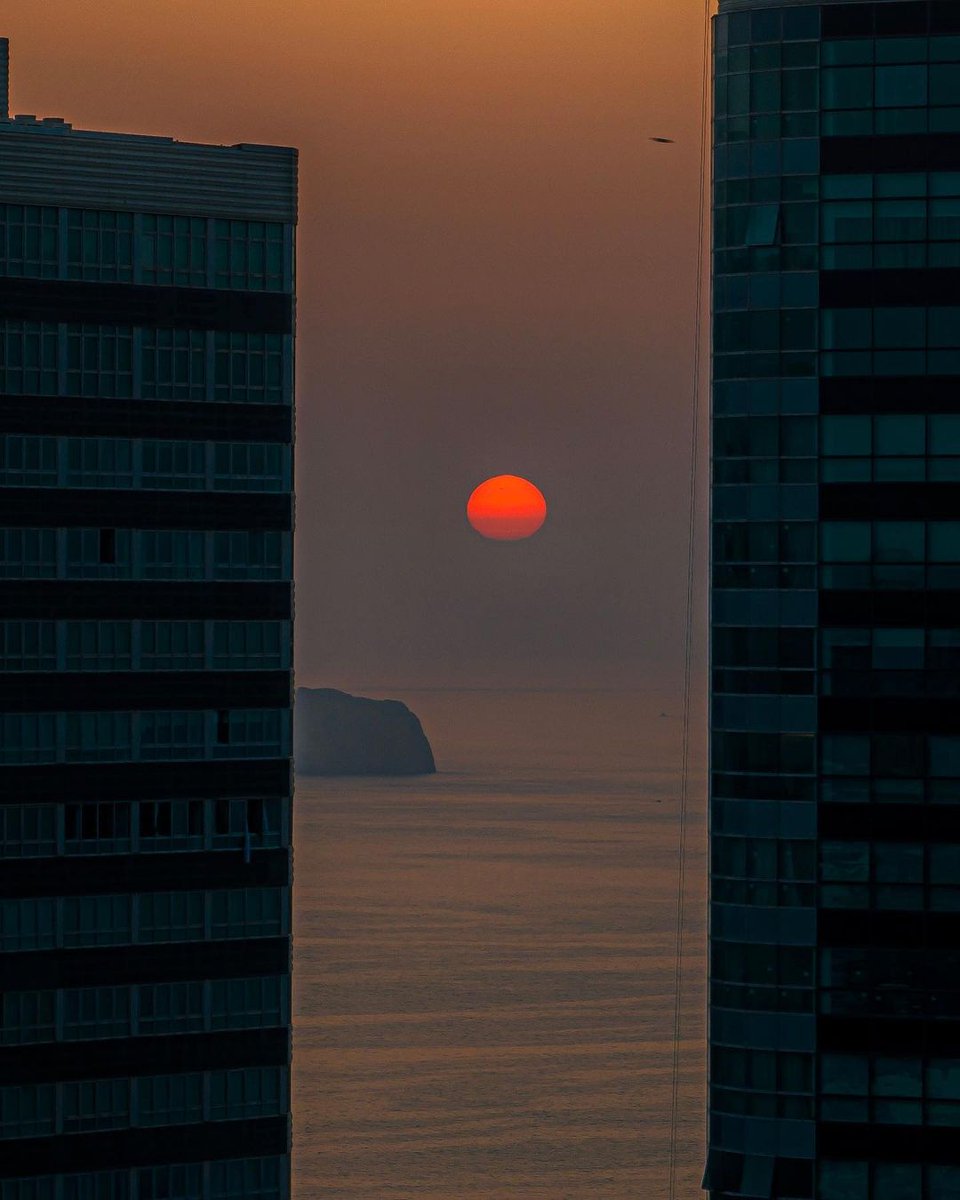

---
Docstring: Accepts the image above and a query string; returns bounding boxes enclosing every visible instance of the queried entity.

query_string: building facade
[0,42,297,1200]
[709,2,960,1198]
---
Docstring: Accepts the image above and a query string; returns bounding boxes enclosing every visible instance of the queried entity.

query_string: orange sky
[3,1,711,690]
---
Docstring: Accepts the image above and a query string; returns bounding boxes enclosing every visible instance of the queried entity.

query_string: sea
[292,689,707,1199]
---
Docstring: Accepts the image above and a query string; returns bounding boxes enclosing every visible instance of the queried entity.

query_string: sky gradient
[3,0,711,690]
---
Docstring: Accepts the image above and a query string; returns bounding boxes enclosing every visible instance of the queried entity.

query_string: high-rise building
[0,41,296,1200]
[708,3,960,1198]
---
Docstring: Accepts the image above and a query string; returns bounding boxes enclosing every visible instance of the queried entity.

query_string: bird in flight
[650,137,675,144]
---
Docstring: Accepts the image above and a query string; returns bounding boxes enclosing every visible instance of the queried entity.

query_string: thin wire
[667,1,712,1196]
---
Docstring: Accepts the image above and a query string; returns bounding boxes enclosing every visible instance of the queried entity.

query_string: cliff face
[294,688,437,777]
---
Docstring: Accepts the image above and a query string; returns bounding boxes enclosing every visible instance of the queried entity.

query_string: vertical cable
[667,1,712,1197]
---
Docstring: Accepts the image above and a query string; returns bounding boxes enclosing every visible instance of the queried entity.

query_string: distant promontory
[294,688,436,777]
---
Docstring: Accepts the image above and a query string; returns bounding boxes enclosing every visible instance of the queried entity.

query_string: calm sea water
[292,690,706,1199]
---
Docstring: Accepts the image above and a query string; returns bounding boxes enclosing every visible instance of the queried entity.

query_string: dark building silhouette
[0,41,296,1199]
[709,3,960,1198]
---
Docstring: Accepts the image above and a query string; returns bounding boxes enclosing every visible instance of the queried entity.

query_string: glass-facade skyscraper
[0,42,296,1200]
[709,2,960,1198]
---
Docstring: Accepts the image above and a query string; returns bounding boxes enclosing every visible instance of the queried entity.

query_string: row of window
[717,67,820,117]
[0,797,285,860]
[0,709,289,765]
[714,625,960,672]
[0,1066,286,1140]
[823,626,960,670]
[714,376,818,418]
[824,733,960,779]
[0,205,288,292]
[1,976,287,1046]
[711,943,815,991]
[715,521,960,567]
[821,1160,960,1200]
[0,887,285,953]
[0,620,290,672]
[0,323,288,404]
[714,139,819,185]
[712,835,815,893]
[0,529,290,581]
[0,436,289,492]
[712,834,813,880]
[0,1157,286,1200]
[712,1046,813,1094]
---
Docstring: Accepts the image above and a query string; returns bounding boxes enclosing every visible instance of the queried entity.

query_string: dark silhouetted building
[0,40,296,1199]
[709,2,960,1198]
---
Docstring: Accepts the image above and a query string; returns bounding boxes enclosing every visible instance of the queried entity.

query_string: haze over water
[293,689,706,1198]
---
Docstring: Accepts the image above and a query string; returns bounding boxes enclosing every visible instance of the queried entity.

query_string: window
[0,991,56,1046]
[210,977,286,1031]
[0,805,57,858]
[214,709,286,759]
[210,889,284,940]
[65,712,133,763]
[210,1157,285,1200]
[0,714,57,765]
[65,325,133,399]
[62,895,132,948]
[212,621,288,669]
[138,799,204,849]
[140,214,207,287]
[0,322,58,395]
[0,621,56,671]
[62,986,131,1041]
[65,438,134,488]
[139,711,206,760]
[0,435,57,486]
[214,333,285,404]
[65,801,133,855]
[61,1078,129,1133]
[213,532,286,580]
[137,892,204,943]
[65,529,133,580]
[138,1165,203,1200]
[212,797,282,851]
[65,622,133,670]
[213,220,285,291]
[140,329,207,401]
[208,1068,286,1122]
[140,621,205,670]
[136,1072,203,1127]
[213,442,287,491]
[0,898,56,952]
[0,528,57,579]
[0,1178,56,1200]
[141,441,206,490]
[137,982,204,1036]
[61,1171,130,1200]
[0,1084,56,1139]
[744,204,780,245]
[140,531,206,581]
[876,64,927,107]
[66,209,134,283]
[0,205,58,278]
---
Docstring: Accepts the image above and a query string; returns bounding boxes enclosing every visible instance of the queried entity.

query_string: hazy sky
[3,1,710,691]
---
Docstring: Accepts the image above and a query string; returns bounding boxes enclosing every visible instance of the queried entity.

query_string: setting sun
[466,475,547,541]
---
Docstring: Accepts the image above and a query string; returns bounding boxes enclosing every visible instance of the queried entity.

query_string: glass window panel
[821,522,870,563]
[875,65,927,107]
[875,415,925,456]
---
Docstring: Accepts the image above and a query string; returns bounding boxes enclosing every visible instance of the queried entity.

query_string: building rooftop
[0,37,297,221]
[0,37,295,159]
[719,0,908,11]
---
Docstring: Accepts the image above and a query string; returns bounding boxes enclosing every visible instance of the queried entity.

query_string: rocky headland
[294,688,436,776]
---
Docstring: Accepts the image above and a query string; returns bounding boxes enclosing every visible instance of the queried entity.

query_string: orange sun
[466,475,547,541]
